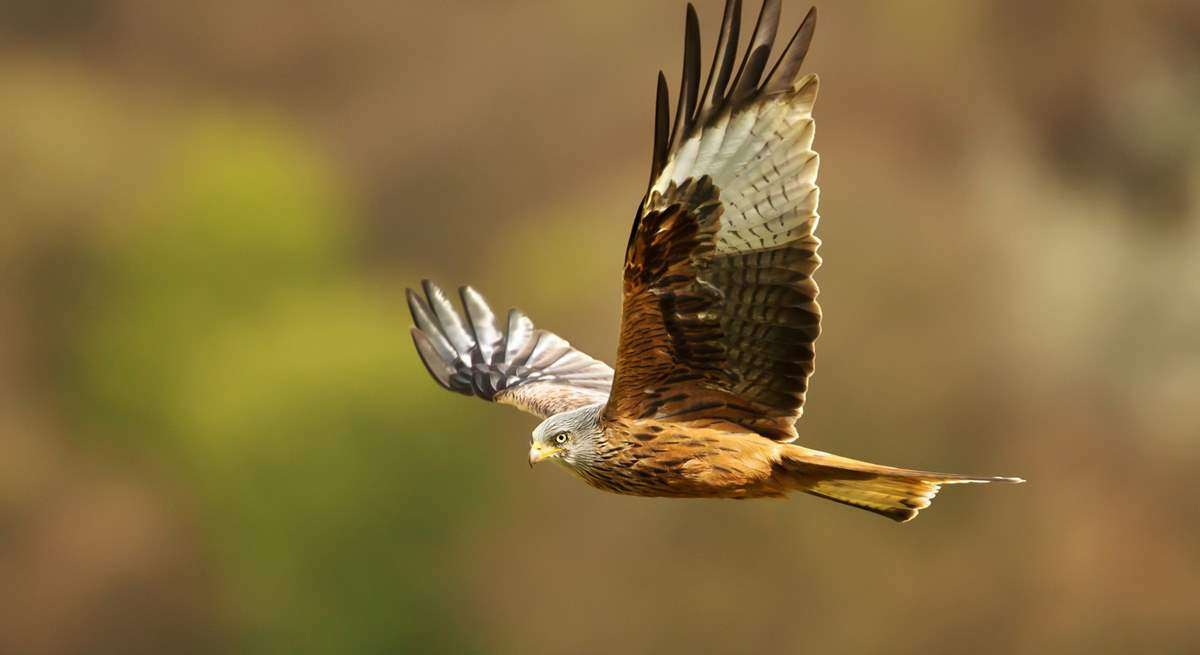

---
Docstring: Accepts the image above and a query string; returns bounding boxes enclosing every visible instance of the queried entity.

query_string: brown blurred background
[3,1,1199,653]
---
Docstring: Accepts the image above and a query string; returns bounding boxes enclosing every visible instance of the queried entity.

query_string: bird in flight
[407,0,1022,522]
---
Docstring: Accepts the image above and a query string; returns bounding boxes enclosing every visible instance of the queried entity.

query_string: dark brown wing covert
[604,0,821,442]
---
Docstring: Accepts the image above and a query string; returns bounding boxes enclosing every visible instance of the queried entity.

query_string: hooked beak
[528,443,561,467]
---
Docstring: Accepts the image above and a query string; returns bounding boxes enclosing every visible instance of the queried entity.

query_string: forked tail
[780,445,1023,522]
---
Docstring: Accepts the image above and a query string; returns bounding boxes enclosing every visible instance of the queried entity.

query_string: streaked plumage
[407,0,1022,522]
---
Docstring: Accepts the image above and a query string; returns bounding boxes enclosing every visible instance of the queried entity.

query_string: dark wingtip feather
[648,71,671,190]
[668,4,702,152]
[729,0,782,103]
[764,6,817,94]
[645,0,821,187]
[700,0,742,115]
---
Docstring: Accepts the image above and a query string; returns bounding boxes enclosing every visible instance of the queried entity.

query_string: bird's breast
[568,419,785,498]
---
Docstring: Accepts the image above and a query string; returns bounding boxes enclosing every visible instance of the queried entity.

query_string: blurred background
[2,1,1199,653]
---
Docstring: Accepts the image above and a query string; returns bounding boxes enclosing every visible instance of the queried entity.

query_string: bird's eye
[554,432,569,445]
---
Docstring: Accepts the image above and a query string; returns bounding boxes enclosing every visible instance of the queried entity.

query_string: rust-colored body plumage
[406,0,1022,523]
[569,418,1003,521]
[575,418,785,499]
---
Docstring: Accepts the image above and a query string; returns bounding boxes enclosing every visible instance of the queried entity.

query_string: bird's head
[529,403,605,468]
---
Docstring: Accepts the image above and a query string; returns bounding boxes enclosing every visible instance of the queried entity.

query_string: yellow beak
[528,444,561,467]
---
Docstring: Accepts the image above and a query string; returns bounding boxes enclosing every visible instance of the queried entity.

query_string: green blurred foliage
[71,117,349,442]
[64,116,485,654]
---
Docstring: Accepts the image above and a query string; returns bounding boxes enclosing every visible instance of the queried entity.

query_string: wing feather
[460,286,503,364]
[763,6,817,94]
[668,4,702,154]
[408,282,612,419]
[605,2,821,442]
[728,0,781,103]
[421,279,473,355]
[699,0,741,117]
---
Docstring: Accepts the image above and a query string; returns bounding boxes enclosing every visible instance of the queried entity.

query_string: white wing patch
[650,75,820,256]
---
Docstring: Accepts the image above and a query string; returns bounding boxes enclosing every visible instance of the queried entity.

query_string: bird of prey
[407,0,1022,522]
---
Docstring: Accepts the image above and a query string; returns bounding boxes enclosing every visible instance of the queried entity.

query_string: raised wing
[408,281,612,419]
[604,0,821,442]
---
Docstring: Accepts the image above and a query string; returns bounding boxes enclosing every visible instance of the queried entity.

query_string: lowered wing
[408,281,612,419]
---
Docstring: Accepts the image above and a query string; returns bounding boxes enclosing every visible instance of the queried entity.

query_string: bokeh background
[3,1,1199,653]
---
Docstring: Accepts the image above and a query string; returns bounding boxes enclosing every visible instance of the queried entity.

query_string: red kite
[408,0,1022,521]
